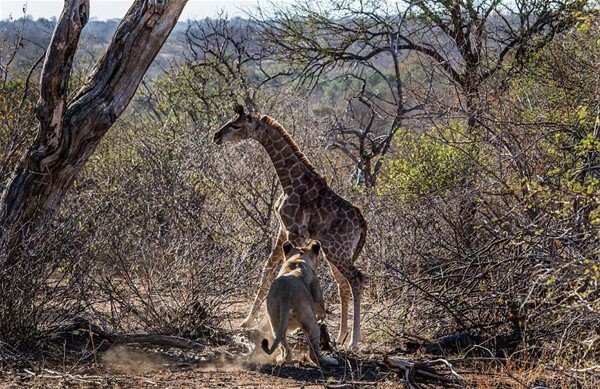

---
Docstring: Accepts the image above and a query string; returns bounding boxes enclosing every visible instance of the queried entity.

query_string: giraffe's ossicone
[214,105,367,349]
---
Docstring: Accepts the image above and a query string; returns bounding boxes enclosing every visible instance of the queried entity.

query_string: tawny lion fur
[261,241,337,366]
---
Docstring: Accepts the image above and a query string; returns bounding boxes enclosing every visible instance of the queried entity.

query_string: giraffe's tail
[353,207,368,263]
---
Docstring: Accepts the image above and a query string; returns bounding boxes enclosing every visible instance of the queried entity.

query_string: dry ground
[0,328,401,388]
[0,299,402,388]
[0,301,590,388]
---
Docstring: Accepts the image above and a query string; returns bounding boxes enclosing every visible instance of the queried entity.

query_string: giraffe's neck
[256,125,315,193]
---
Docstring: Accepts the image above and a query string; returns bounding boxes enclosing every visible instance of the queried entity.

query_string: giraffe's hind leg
[329,263,351,345]
[334,263,364,349]
[346,265,365,350]
[332,262,364,350]
[324,215,366,350]
[322,237,365,349]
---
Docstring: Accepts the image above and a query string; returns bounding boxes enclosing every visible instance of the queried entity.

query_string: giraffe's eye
[231,125,241,130]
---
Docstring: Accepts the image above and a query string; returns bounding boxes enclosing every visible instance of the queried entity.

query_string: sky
[0,0,259,21]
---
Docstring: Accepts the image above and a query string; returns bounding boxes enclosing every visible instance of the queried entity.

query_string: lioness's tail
[261,309,290,355]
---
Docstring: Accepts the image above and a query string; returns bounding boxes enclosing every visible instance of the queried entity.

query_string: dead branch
[112,334,204,350]
[22,368,118,385]
[385,355,464,387]
[58,317,205,350]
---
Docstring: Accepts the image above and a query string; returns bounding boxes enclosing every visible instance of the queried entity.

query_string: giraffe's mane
[258,114,326,182]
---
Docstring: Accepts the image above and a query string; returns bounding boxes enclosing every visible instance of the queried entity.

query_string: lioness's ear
[311,241,321,255]
[283,241,294,255]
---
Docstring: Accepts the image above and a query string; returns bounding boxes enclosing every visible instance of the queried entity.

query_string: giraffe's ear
[283,241,294,255]
[310,241,321,255]
[234,104,245,116]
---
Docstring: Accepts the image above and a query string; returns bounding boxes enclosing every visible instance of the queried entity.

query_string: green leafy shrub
[380,125,470,201]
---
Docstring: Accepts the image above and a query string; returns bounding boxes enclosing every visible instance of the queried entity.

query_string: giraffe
[213,105,367,349]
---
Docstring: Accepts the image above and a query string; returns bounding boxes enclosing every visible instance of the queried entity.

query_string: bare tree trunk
[0,0,187,345]
[0,0,187,250]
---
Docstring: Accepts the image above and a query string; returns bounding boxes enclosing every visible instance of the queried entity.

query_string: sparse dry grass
[1,9,599,388]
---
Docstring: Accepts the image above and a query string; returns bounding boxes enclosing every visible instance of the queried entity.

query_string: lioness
[261,241,338,366]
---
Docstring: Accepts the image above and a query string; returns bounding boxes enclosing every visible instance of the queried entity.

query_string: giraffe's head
[282,240,321,270]
[213,105,260,145]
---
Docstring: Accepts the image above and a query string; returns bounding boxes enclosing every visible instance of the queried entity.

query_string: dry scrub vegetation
[1,1,599,387]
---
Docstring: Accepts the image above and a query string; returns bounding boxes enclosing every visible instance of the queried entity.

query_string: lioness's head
[282,240,321,270]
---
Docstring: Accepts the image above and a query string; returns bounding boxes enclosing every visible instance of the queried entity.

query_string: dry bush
[50,107,278,338]
[0,14,597,389]
[0,22,72,351]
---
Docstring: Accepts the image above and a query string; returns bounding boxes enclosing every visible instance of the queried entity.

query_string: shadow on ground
[234,328,397,386]
[253,352,392,386]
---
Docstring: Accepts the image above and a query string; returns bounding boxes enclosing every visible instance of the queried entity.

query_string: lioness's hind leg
[303,317,338,366]
[306,324,321,365]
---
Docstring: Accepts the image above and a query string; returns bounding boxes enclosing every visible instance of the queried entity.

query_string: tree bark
[0,0,187,250]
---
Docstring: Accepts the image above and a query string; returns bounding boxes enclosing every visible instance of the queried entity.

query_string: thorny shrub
[0,15,597,387]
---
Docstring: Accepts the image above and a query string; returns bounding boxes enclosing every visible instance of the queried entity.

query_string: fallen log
[52,317,205,352]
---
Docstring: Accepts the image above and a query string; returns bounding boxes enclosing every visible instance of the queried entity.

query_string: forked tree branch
[0,0,187,248]
[35,0,89,143]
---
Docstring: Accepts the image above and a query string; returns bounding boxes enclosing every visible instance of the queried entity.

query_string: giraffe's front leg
[241,226,287,328]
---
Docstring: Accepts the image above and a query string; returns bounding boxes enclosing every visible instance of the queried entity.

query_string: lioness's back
[266,274,313,310]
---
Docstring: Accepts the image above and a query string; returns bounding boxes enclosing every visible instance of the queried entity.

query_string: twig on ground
[570,365,599,373]
[22,368,110,385]
[385,355,464,387]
